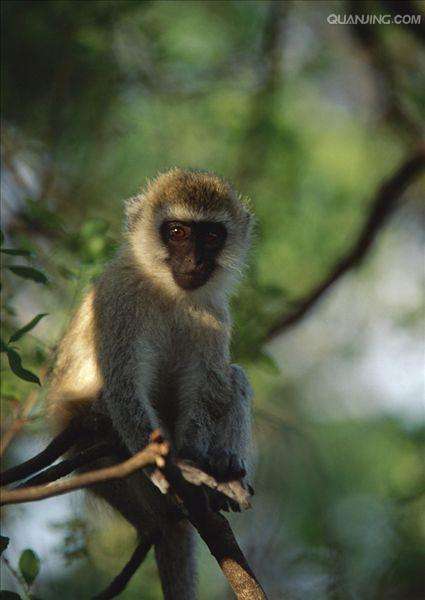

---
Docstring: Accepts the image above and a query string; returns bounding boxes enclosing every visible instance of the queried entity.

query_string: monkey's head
[125,169,253,296]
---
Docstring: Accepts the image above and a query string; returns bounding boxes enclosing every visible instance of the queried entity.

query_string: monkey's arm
[99,344,160,455]
[94,273,160,456]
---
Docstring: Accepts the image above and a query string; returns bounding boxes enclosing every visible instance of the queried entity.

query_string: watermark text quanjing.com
[327,13,422,25]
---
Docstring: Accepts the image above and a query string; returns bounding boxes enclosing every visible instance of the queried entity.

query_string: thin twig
[1,423,263,598]
[15,442,111,489]
[265,148,425,341]
[0,439,169,506]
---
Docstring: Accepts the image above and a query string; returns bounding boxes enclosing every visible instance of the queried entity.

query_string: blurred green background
[1,1,424,599]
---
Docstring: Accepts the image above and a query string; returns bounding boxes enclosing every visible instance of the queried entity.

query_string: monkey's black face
[160,220,227,290]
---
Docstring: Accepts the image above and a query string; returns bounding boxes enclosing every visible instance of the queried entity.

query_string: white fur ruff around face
[124,170,252,304]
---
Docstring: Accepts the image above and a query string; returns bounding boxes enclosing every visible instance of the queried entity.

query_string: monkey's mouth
[172,269,213,290]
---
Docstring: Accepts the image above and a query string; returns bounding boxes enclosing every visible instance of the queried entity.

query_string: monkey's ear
[124,195,144,231]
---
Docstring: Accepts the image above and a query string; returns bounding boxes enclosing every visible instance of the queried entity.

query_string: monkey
[47,168,254,599]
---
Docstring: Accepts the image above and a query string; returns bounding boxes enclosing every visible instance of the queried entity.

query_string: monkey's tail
[154,519,197,600]
[93,532,157,600]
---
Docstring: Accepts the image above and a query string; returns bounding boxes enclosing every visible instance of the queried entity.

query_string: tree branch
[15,442,111,489]
[0,437,169,505]
[1,424,263,598]
[161,460,267,599]
[265,147,425,341]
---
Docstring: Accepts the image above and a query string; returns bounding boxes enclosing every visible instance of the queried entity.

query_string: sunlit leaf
[8,267,48,285]
[6,348,41,385]
[9,314,48,343]
[19,549,40,585]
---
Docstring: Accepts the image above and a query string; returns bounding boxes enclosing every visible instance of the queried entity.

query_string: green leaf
[0,338,9,353]
[0,248,32,257]
[19,549,40,586]
[6,348,41,385]
[8,267,48,285]
[0,230,4,245]
[0,592,22,599]
[9,314,48,343]
[0,535,9,556]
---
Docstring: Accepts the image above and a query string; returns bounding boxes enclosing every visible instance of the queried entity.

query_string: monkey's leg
[154,519,197,600]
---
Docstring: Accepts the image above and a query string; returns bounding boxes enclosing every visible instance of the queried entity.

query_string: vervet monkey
[48,168,254,599]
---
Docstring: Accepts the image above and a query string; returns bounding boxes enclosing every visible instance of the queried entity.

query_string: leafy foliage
[18,549,40,586]
[7,268,48,286]
[3,346,40,386]
[8,315,48,344]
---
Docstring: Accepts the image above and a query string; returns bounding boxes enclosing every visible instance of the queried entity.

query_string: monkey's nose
[184,254,204,270]
[184,256,197,269]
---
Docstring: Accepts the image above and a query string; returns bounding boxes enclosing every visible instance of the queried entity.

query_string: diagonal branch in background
[265,147,425,341]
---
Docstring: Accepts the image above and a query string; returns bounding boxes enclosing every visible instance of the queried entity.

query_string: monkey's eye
[168,224,190,242]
